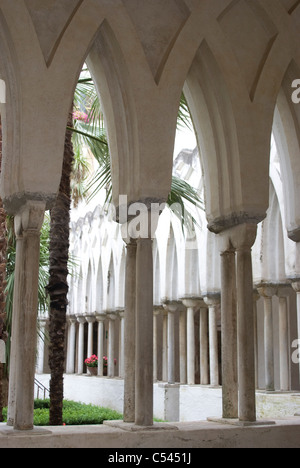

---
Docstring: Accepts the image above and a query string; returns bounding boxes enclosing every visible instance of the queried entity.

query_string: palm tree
[46,110,74,426]
[0,116,7,422]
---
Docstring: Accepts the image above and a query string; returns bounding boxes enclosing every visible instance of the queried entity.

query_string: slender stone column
[258,285,276,392]
[153,307,161,382]
[277,286,291,391]
[162,309,168,382]
[163,303,178,384]
[77,316,86,374]
[220,246,238,418]
[107,313,116,377]
[292,281,300,385]
[66,316,77,374]
[96,314,106,377]
[199,303,209,385]
[179,308,187,384]
[123,240,137,422]
[135,237,154,426]
[86,315,95,359]
[253,291,260,389]
[204,295,220,387]
[235,224,257,422]
[36,317,47,374]
[8,201,45,430]
[182,299,200,385]
[119,311,125,378]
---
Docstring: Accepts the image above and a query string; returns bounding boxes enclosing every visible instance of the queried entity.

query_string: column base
[104,420,179,432]
[207,417,276,427]
[0,425,52,436]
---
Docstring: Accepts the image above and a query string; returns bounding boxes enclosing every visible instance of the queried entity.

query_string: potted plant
[85,355,98,376]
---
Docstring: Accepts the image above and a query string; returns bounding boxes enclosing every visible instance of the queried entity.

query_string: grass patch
[2,400,123,426]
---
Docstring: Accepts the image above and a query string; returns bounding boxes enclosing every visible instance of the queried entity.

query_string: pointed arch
[273,60,300,241]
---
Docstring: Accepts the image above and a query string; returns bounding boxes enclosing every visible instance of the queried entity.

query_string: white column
[153,307,161,382]
[162,309,168,381]
[77,316,85,375]
[119,311,125,378]
[124,240,137,423]
[179,308,187,384]
[66,316,76,374]
[219,246,238,418]
[163,303,178,384]
[182,299,200,385]
[199,303,209,385]
[292,281,300,385]
[36,317,47,374]
[253,291,260,389]
[86,315,95,359]
[235,224,257,422]
[204,295,220,387]
[107,313,116,377]
[96,314,106,377]
[135,237,154,426]
[277,287,291,391]
[258,285,276,392]
[8,201,45,430]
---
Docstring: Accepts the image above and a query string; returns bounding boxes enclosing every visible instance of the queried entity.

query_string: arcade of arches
[0,0,300,440]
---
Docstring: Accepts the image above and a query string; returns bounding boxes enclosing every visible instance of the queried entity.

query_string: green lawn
[2,400,123,426]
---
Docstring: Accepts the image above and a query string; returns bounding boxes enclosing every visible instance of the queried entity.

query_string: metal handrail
[34,378,49,400]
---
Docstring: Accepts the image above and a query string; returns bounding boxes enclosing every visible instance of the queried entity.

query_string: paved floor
[0,417,300,448]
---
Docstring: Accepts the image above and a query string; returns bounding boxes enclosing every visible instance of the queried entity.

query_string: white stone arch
[273,60,300,242]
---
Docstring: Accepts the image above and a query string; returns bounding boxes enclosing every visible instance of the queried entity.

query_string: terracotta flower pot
[87,367,98,376]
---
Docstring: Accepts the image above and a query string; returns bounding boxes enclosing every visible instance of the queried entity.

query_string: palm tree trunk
[0,117,8,422]
[47,111,74,426]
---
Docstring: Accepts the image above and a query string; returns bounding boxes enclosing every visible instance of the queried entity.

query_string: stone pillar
[96,314,106,377]
[179,308,187,384]
[182,299,200,385]
[235,224,257,422]
[217,223,257,422]
[107,313,116,377]
[199,303,209,385]
[135,237,154,426]
[66,316,77,374]
[253,291,260,389]
[204,295,220,387]
[292,281,300,385]
[119,311,125,378]
[163,303,178,385]
[36,317,47,374]
[8,201,45,430]
[86,315,95,359]
[277,286,291,392]
[162,309,168,382]
[258,285,276,392]
[219,246,238,418]
[77,316,86,375]
[153,307,161,382]
[123,240,137,422]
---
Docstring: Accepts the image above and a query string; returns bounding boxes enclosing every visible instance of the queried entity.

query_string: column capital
[76,315,86,324]
[277,283,292,298]
[181,298,202,309]
[107,311,117,321]
[14,200,46,238]
[291,279,300,293]
[163,300,182,313]
[153,305,164,315]
[203,293,221,307]
[257,283,277,298]
[85,315,96,323]
[67,315,77,324]
[218,222,257,253]
[95,313,106,322]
